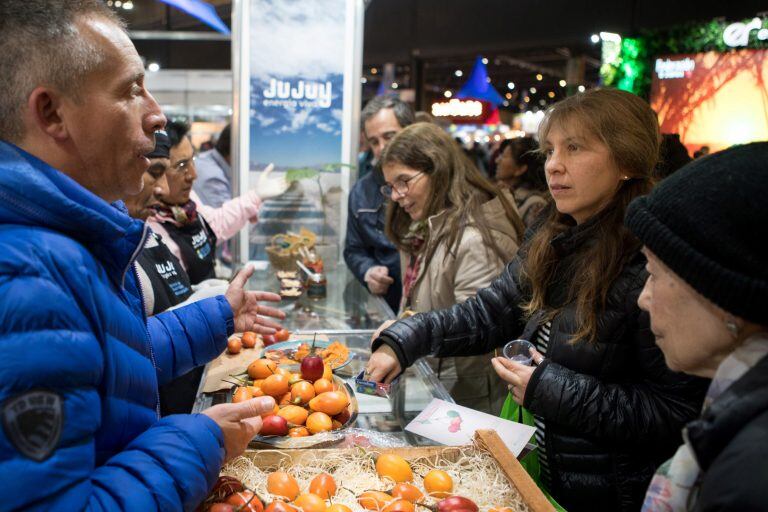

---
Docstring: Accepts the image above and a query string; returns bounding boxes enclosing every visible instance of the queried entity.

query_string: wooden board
[201,334,330,393]
[475,430,554,512]
[201,338,265,393]
[240,430,554,512]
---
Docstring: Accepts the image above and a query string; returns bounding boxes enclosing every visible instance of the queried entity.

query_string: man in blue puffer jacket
[0,1,282,510]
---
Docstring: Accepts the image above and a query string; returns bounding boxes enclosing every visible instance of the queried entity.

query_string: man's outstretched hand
[225,265,285,334]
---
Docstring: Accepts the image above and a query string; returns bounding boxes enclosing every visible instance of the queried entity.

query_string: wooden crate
[235,430,553,512]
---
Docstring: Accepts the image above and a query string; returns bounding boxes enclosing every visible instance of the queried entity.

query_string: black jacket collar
[550,211,606,256]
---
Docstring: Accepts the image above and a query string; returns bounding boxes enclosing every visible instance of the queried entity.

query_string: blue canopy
[158,0,231,35]
[456,56,505,106]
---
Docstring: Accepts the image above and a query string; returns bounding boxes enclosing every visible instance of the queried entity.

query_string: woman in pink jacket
[149,121,288,283]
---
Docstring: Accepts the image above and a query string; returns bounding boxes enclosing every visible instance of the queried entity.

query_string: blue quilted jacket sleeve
[148,296,234,386]
[0,274,225,511]
[87,414,224,511]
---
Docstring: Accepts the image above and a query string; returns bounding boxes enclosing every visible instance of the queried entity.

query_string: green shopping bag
[500,393,567,511]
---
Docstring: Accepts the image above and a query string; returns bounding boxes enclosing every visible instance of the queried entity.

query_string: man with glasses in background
[149,120,290,283]
[344,96,415,312]
[150,121,219,283]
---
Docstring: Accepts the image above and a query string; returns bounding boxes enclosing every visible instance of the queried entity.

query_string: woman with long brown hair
[371,122,524,414]
[366,89,708,511]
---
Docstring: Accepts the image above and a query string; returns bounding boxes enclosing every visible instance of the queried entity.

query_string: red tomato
[227,338,242,354]
[263,334,278,347]
[275,329,291,342]
[241,331,258,348]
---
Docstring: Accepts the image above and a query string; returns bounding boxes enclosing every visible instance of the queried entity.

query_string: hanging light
[371,67,378,74]
[536,73,543,81]
[444,90,452,98]
[361,77,367,84]
[578,85,586,92]
[454,70,463,77]
[599,32,622,43]
[529,87,537,94]
[559,79,567,87]
[507,82,515,90]
[548,91,555,98]
[590,34,600,43]
[147,62,160,72]
[482,57,489,65]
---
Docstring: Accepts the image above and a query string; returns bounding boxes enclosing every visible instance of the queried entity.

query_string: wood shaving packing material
[222,446,530,512]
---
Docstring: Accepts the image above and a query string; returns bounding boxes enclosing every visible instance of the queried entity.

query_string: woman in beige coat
[373,122,524,413]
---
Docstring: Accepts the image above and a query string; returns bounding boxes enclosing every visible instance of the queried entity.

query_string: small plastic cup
[503,339,535,366]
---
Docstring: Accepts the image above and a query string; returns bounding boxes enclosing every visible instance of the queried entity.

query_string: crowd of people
[0,1,766,511]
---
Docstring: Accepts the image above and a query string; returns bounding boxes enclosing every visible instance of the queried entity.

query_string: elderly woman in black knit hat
[625,142,768,511]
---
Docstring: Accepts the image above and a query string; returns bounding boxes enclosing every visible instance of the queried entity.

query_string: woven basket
[266,246,299,272]
[266,234,307,272]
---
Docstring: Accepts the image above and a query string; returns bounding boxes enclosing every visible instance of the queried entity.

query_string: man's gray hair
[0,0,124,142]
[361,95,415,130]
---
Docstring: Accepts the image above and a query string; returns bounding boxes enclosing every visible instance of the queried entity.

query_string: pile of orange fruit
[358,454,454,512]
[360,455,514,512]
[231,357,351,437]
[264,472,347,512]
[203,472,349,512]
[203,456,516,512]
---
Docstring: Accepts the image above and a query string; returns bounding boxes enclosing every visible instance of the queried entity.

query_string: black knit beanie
[625,141,768,325]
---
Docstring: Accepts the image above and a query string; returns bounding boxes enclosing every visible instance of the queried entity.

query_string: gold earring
[623,175,630,180]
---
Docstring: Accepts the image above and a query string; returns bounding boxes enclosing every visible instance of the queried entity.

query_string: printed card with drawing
[405,398,536,457]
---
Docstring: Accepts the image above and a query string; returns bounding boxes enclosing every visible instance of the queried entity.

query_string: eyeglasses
[171,155,196,174]
[380,171,425,198]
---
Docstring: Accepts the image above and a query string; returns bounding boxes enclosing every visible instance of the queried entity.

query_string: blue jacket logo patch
[2,390,63,461]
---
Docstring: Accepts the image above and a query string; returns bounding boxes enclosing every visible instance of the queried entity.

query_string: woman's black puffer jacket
[373,220,708,512]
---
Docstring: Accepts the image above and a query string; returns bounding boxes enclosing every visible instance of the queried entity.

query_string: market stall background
[123,0,768,270]
[131,1,768,195]
[128,0,768,110]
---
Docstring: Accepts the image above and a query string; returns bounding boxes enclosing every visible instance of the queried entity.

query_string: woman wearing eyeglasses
[149,120,288,284]
[373,122,525,414]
